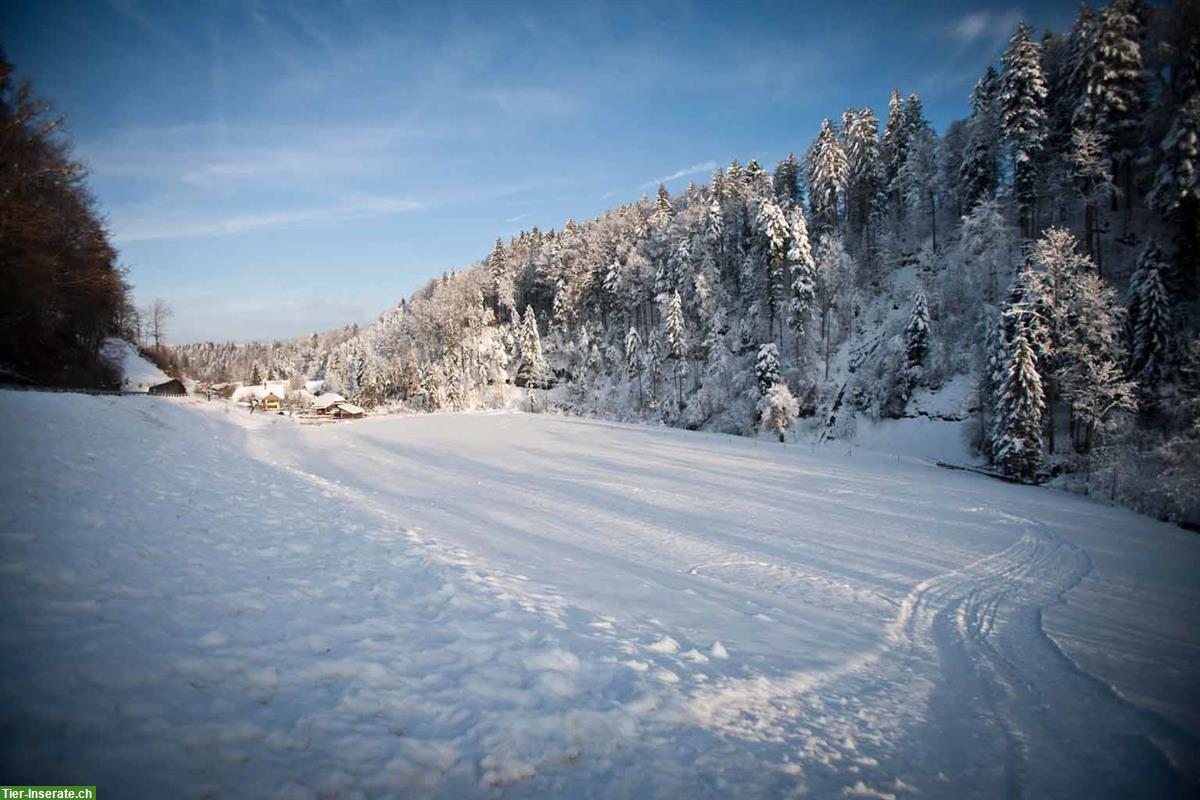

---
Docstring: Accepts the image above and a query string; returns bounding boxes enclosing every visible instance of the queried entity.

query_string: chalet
[329,401,364,419]
[148,378,187,396]
[260,392,283,412]
[313,393,347,414]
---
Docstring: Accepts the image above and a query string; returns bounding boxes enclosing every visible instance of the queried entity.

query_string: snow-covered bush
[759,383,799,442]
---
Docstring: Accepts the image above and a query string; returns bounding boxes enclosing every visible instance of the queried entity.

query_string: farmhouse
[329,402,364,419]
[313,393,347,414]
[148,378,187,396]
[259,392,283,412]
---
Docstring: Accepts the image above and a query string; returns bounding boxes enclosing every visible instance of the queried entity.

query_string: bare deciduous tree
[144,298,173,351]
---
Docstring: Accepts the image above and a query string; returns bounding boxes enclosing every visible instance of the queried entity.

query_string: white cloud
[113,195,425,242]
[639,161,719,190]
[946,10,1022,46]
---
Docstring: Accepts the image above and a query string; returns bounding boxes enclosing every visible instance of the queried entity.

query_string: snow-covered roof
[313,393,347,409]
[335,402,364,415]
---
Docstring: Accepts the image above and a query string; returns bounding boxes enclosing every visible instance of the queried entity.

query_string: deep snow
[1,391,1198,798]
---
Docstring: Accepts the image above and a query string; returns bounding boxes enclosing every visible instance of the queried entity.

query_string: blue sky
[3,0,1080,342]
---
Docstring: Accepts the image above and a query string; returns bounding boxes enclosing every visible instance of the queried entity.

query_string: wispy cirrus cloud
[82,120,463,187]
[639,161,719,190]
[113,195,425,243]
[945,9,1022,48]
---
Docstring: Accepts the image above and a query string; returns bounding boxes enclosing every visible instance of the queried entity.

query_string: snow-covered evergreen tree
[773,152,802,208]
[960,66,1002,211]
[905,286,931,371]
[807,118,848,232]
[786,206,816,343]
[1148,96,1200,214]
[625,325,643,408]
[665,289,687,406]
[755,342,781,397]
[882,89,909,208]
[651,183,674,228]
[1130,246,1172,385]
[517,305,547,389]
[1080,0,1145,190]
[844,107,883,241]
[995,319,1045,480]
[488,238,509,314]
[1001,22,1048,238]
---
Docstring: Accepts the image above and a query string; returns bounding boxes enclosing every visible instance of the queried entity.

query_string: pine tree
[1148,95,1200,285]
[705,191,724,250]
[517,305,547,389]
[1080,0,1145,204]
[786,206,816,342]
[905,286,931,370]
[895,126,939,248]
[625,326,643,408]
[1149,95,1200,215]
[995,319,1045,480]
[488,237,508,312]
[1131,247,1172,385]
[645,330,663,406]
[844,107,883,240]
[1001,22,1048,238]
[665,289,687,406]
[807,118,848,232]
[651,183,673,227]
[882,89,909,210]
[773,153,802,208]
[960,66,1002,212]
[755,342,781,397]
[745,159,771,198]
[756,198,790,337]
[249,362,262,385]
[551,277,571,334]
[813,233,853,380]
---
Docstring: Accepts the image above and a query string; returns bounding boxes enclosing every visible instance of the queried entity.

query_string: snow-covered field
[1,391,1198,798]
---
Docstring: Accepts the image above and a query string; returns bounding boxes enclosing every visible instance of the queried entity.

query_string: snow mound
[100,338,169,391]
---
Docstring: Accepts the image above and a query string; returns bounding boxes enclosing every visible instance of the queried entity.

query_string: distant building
[313,393,347,414]
[330,402,364,419]
[148,378,187,396]
[260,392,283,412]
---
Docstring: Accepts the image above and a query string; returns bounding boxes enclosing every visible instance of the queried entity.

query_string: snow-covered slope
[100,337,170,391]
[1,392,1198,798]
[834,374,984,464]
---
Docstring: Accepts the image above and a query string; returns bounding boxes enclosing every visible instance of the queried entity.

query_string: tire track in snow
[685,516,1198,797]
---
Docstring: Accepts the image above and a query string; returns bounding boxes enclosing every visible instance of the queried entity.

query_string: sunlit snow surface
[1,392,1198,798]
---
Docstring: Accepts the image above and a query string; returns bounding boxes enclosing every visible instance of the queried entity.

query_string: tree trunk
[929,192,937,252]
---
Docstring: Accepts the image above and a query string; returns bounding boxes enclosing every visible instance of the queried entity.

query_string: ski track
[1,393,1198,798]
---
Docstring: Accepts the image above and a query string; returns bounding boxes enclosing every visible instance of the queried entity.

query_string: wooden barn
[330,401,364,419]
[148,378,187,396]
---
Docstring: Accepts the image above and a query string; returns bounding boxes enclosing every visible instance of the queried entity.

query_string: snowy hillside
[2,390,1197,798]
[100,337,170,392]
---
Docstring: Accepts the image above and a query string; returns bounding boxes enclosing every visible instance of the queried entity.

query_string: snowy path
[1,393,1198,798]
